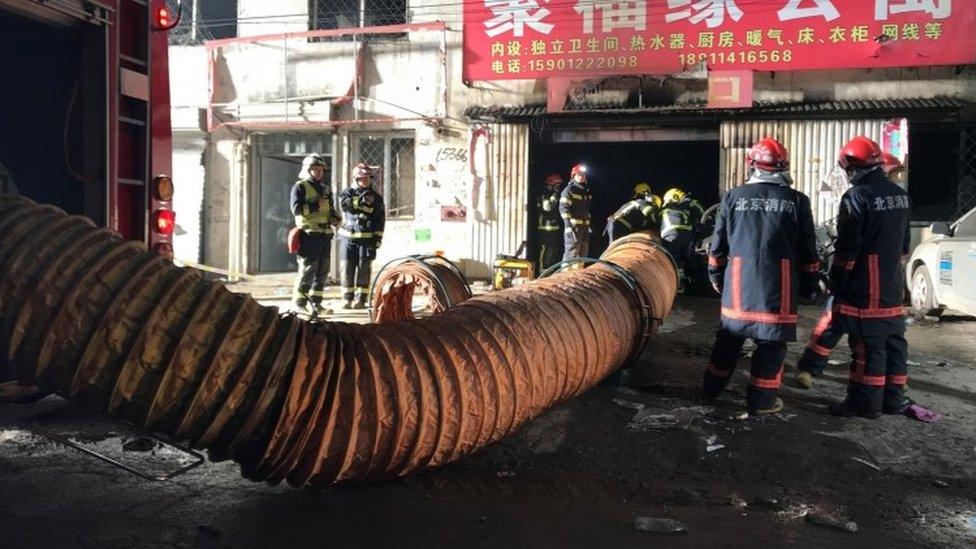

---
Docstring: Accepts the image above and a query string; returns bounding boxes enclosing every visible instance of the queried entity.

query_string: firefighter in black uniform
[703,138,820,415]
[559,163,592,260]
[795,152,907,390]
[338,163,385,310]
[290,153,339,317]
[536,173,564,272]
[661,187,706,290]
[826,137,911,419]
[606,182,663,242]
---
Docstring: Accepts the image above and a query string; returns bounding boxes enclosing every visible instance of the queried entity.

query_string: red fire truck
[0,0,176,255]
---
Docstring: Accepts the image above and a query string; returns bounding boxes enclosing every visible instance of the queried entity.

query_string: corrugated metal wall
[720,119,888,225]
[469,123,529,278]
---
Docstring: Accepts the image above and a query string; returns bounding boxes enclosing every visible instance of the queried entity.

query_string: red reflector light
[153,242,174,258]
[154,210,176,235]
[156,7,170,27]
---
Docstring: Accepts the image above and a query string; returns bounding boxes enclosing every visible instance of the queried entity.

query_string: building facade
[169,0,976,279]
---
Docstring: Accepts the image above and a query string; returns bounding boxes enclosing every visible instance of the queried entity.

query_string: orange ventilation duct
[370,255,472,322]
[0,196,677,487]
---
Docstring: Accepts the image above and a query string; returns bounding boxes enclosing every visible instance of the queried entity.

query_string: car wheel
[910,265,941,319]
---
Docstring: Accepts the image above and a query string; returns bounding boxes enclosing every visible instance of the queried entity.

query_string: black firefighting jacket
[338,185,385,246]
[559,181,592,235]
[610,198,661,234]
[537,188,563,233]
[661,197,705,239]
[829,168,911,336]
[708,173,819,341]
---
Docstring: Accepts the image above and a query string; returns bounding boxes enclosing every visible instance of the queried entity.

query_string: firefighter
[338,163,385,310]
[290,153,339,317]
[882,152,907,186]
[559,163,592,261]
[661,187,706,289]
[606,183,662,242]
[826,137,911,419]
[536,173,564,272]
[703,138,820,415]
[795,150,909,391]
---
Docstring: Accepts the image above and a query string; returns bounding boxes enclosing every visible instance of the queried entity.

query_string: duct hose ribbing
[0,196,677,487]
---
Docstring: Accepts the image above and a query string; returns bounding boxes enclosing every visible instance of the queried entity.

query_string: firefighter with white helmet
[290,153,339,317]
[338,163,386,309]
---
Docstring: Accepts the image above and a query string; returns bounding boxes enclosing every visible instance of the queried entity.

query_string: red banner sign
[463,0,976,81]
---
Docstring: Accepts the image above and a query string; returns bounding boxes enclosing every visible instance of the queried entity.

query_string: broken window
[352,133,415,219]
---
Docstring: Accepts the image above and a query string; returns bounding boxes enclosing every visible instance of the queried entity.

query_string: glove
[373,238,382,250]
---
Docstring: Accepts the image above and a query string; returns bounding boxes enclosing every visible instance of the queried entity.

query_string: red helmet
[570,163,587,177]
[747,137,789,171]
[353,163,374,180]
[545,173,562,187]
[838,137,883,169]
[881,152,904,175]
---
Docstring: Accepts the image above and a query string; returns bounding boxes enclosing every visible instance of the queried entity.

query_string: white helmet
[299,153,328,178]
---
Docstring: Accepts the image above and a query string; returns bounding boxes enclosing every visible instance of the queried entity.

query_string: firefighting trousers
[845,333,908,415]
[293,233,332,306]
[703,329,787,411]
[537,231,563,273]
[340,240,375,302]
[662,231,693,272]
[563,227,590,261]
[797,299,844,375]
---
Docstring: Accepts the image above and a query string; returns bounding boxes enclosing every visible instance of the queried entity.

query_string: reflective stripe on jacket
[290,178,337,234]
[829,169,910,336]
[558,181,592,232]
[708,180,819,341]
[537,189,563,231]
[339,186,386,244]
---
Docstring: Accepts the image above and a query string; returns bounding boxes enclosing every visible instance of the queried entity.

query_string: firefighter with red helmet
[338,163,386,309]
[559,163,592,260]
[703,137,820,415]
[536,173,564,271]
[826,137,911,419]
[882,152,907,186]
[290,153,340,317]
[795,149,910,391]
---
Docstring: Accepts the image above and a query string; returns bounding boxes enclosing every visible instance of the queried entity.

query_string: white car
[906,206,976,318]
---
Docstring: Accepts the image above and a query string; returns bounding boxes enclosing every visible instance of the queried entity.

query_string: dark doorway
[0,10,104,220]
[530,139,721,259]
[908,122,976,222]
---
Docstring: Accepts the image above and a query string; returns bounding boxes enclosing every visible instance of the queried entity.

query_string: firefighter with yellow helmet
[661,186,705,288]
[606,182,663,242]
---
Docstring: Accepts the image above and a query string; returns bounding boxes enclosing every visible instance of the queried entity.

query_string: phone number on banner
[679,50,794,67]
[524,56,640,72]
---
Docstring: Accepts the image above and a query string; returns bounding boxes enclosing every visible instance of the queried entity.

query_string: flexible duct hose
[0,196,677,487]
[370,255,472,322]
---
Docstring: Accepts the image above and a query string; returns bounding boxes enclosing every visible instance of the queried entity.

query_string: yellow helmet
[633,182,651,197]
[649,194,663,209]
[664,188,686,205]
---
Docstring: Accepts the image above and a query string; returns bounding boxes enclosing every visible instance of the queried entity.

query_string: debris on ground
[496,471,516,479]
[627,402,713,431]
[121,437,156,452]
[905,402,942,423]
[634,517,688,534]
[806,513,858,533]
[705,435,725,453]
[612,399,646,411]
[851,457,882,471]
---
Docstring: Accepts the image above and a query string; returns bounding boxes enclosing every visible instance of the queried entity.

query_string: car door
[940,208,976,315]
